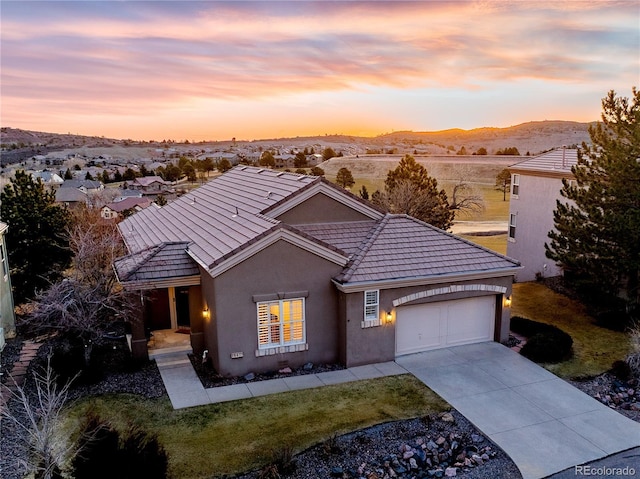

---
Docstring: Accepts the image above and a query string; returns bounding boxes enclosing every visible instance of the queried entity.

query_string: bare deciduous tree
[448,165,485,217]
[1,358,78,479]
[20,208,141,366]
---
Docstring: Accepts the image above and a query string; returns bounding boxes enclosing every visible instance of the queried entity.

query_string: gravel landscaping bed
[569,372,640,422]
[235,411,522,479]
[0,336,23,382]
[189,353,345,388]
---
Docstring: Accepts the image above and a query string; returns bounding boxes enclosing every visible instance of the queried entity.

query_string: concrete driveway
[396,342,640,479]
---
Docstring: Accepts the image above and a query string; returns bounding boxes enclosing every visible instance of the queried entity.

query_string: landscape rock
[441,412,455,422]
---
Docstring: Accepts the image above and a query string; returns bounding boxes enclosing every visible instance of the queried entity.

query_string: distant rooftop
[510,148,578,174]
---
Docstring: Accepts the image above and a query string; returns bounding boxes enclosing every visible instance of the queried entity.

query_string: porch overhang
[118,274,201,291]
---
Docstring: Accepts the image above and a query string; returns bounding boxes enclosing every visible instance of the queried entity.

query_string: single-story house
[59,179,104,194]
[128,176,171,195]
[115,167,520,377]
[101,197,153,220]
[114,188,143,202]
[55,187,88,209]
[31,170,64,189]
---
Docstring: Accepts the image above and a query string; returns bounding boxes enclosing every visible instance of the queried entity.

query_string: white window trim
[508,213,517,242]
[256,298,306,354]
[362,290,380,328]
[0,242,8,282]
[511,174,520,198]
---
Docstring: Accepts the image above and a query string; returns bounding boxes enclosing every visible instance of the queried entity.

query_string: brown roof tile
[334,215,520,284]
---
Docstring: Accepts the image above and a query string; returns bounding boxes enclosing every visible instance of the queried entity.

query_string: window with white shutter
[257,298,305,349]
[362,290,380,328]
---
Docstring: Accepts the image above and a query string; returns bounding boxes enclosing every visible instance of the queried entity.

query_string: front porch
[148,328,192,359]
[127,283,205,361]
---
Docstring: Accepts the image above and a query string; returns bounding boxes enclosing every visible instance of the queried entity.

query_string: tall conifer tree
[1,171,72,303]
[546,88,640,307]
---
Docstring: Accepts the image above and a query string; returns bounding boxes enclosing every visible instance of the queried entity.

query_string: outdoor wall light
[504,296,512,307]
[386,311,393,323]
[202,306,210,319]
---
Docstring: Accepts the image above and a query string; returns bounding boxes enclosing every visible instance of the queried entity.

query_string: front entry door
[175,286,191,329]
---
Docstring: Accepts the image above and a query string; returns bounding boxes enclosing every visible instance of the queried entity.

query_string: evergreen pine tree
[0,171,72,303]
[546,88,640,308]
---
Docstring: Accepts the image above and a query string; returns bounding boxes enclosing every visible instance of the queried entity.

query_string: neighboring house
[31,170,64,188]
[115,167,520,377]
[101,197,152,220]
[55,186,88,209]
[507,148,578,282]
[129,176,171,195]
[113,189,143,202]
[59,179,104,194]
[0,222,16,349]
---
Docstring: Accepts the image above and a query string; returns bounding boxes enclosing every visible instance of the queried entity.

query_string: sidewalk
[155,352,408,409]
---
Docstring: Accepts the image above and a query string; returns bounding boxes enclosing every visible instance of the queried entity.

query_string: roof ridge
[259,175,323,214]
[319,177,387,215]
[115,243,162,280]
[281,223,348,257]
[337,215,390,283]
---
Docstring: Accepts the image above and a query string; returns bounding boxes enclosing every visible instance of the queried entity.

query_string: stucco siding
[200,269,220,371]
[188,285,205,354]
[210,239,343,377]
[342,277,513,367]
[507,174,567,282]
[275,192,372,224]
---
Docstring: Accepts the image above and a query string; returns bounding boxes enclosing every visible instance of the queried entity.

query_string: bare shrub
[1,358,77,479]
[626,323,640,377]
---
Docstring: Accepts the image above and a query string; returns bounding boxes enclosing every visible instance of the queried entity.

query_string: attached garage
[395,295,496,356]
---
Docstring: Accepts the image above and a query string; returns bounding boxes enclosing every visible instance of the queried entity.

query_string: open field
[62,375,446,478]
[459,234,508,255]
[322,154,517,185]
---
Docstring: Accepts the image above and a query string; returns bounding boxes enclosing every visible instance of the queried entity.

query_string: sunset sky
[2,1,638,141]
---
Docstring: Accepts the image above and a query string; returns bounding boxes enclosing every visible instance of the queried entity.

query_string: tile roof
[114,242,199,283]
[296,221,378,256]
[55,187,87,203]
[60,179,103,189]
[133,176,169,187]
[118,167,320,270]
[117,167,520,288]
[510,148,578,174]
[334,215,520,284]
[105,197,151,212]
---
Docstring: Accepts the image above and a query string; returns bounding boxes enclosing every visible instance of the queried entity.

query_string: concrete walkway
[155,352,407,410]
[396,342,640,479]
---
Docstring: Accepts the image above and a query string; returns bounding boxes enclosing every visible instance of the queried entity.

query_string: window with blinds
[257,298,305,349]
[364,290,379,321]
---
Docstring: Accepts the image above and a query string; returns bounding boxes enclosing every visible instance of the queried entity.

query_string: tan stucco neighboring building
[507,148,578,282]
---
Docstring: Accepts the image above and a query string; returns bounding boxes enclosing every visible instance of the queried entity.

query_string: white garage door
[395,296,496,355]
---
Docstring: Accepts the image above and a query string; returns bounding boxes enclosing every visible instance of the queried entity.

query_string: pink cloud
[1,1,637,138]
